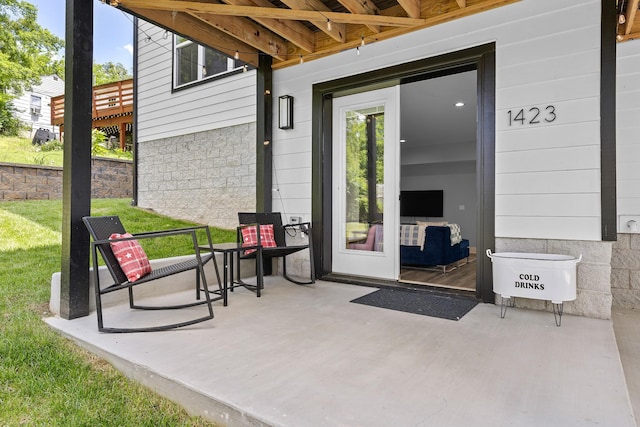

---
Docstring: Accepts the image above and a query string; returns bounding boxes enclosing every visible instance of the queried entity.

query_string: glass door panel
[345,109,384,251]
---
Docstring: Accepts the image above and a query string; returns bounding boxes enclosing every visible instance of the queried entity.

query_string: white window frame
[173,36,244,89]
[30,95,42,116]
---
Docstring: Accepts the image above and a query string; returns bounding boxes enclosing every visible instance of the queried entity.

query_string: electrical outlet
[290,216,302,225]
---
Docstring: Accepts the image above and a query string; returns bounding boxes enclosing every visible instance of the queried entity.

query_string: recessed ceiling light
[455,102,465,107]
[400,139,406,143]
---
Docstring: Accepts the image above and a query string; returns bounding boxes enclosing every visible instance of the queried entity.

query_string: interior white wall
[272,0,602,242]
[401,167,477,247]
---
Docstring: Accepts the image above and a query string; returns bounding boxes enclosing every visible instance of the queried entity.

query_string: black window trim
[170,36,251,93]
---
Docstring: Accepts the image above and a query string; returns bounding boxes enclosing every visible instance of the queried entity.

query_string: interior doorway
[398,70,478,293]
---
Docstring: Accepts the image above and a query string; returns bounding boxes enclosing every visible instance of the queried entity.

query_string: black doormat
[350,288,479,321]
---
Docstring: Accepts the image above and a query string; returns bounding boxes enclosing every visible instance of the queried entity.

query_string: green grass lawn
[0,198,235,425]
[0,135,132,167]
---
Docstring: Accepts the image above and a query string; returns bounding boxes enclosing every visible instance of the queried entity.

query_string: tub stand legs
[552,302,564,327]
[500,296,514,319]
[500,296,564,327]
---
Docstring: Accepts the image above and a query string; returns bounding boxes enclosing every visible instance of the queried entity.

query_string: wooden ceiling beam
[223,0,315,53]
[118,0,425,27]
[396,0,421,19]
[421,0,515,17]
[335,0,381,33]
[117,0,521,70]
[618,30,640,42]
[125,7,260,67]
[275,0,519,69]
[278,0,346,43]
[188,11,288,60]
[624,0,639,35]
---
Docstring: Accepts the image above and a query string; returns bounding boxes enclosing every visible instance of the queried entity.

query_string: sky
[29,0,134,71]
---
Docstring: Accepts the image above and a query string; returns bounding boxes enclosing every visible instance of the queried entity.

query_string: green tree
[0,0,64,134]
[46,58,65,79]
[93,62,132,85]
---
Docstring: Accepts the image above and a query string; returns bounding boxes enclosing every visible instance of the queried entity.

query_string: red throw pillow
[109,233,152,282]
[241,224,277,254]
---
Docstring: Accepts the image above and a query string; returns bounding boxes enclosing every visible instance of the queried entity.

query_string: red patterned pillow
[109,233,152,282]
[241,224,277,254]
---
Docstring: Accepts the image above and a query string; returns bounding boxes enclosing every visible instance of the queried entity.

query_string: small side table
[200,242,263,306]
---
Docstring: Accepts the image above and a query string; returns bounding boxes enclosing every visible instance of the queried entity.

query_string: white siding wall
[136,21,256,142]
[13,93,56,137]
[272,0,602,241]
[12,75,64,138]
[617,41,640,224]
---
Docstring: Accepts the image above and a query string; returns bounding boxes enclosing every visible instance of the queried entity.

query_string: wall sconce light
[278,95,294,130]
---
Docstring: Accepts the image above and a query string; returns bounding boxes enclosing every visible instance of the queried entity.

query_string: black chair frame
[236,212,315,292]
[83,216,222,333]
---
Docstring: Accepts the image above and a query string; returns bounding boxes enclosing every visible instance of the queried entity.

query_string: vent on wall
[620,215,640,233]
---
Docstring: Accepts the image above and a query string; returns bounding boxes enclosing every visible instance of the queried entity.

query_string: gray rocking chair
[83,216,222,333]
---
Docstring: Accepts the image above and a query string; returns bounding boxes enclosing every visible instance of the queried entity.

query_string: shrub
[91,128,108,156]
[38,139,64,152]
[91,129,132,160]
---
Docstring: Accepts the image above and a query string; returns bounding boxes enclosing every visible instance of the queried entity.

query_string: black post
[131,16,139,206]
[60,0,93,319]
[256,55,272,213]
[256,55,273,275]
[600,0,617,241]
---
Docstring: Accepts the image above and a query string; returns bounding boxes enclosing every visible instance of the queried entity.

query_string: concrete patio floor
[46,277,637,427]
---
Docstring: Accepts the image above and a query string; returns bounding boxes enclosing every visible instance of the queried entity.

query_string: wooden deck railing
[51,79,134,127]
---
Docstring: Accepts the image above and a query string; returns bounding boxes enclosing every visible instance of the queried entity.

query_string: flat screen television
[400,190,444,217]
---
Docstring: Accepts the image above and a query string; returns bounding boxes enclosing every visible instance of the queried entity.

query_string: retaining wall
[0,158,133,200]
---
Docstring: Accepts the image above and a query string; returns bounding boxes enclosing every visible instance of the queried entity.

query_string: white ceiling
[399,70,477,170]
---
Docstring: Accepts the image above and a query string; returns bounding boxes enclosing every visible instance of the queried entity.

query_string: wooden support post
[60,0,93,319]
[119,122,127,150]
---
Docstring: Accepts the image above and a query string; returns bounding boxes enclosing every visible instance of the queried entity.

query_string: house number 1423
[507,105,557,126]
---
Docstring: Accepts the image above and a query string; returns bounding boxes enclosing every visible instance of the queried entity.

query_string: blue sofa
[400,225,470,271]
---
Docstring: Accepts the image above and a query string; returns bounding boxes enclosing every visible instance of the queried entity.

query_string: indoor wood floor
[399,256,477,292]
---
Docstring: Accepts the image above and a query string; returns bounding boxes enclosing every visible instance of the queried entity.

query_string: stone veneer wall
[137,123,256,230]
[0,158,132,200]
[611,234,640,309]
[495,238,613,319]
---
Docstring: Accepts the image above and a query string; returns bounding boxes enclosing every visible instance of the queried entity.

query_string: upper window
[174,36,246,89]
[30,95,41,109]
[30,95,41,115]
